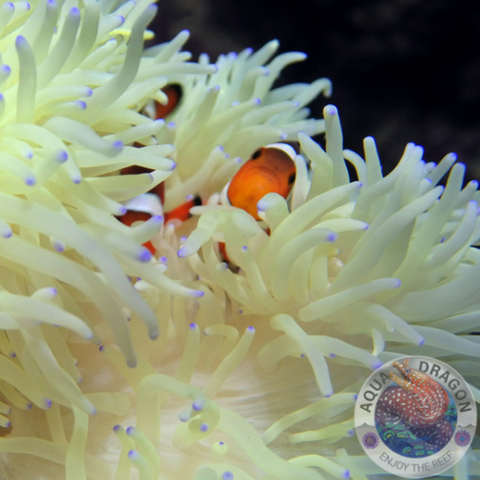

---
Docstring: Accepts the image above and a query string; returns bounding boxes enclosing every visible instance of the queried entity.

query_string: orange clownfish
[119,85,183,252]
[219,143,297,263]
[227,143,297,220]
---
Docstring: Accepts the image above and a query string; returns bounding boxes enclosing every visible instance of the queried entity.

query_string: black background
[150,0,480,180]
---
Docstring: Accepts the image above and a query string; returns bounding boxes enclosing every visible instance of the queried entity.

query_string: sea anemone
[0,0,479,479]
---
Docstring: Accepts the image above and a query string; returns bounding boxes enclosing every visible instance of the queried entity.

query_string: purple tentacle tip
[200,423,209,432]
[325,105,337,116]
[343,470,351,479]
[15,35,26,47]
[138,249,152,263]
[353,394,358,401]
[418,337,425,346]
[373,360,383,370]
[189,323,197,329]
[113,424,121,432]
[327,232,337,242]
[53,241,64,252]
[126,426,135,435]
[128,450,138,460]
[247,326,255,333]
[45,399,52,409]
[223,472,234,480]
[25,176,36,186]
[70,6,80,15]
[99,345,104,352]
[56,150,68,162]
[3,230,12,239]
[192,401,203,411]
[112,140,123,151]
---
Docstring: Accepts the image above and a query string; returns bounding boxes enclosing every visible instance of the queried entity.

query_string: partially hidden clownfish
[226,143,297,220]
[119,85,182,252]
[219,143,297,262]
[120,189,164,255]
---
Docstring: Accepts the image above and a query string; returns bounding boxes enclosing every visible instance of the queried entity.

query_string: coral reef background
[151,0,480,179]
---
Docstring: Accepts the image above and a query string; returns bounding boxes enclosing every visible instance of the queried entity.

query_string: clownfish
[219,143,297,263]
[226,143,297,220]
[119,85,182,251]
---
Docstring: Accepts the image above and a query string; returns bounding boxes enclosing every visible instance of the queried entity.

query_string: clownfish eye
[251,149,262,160]
[288,172,296,184]
[405,368,410,373]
